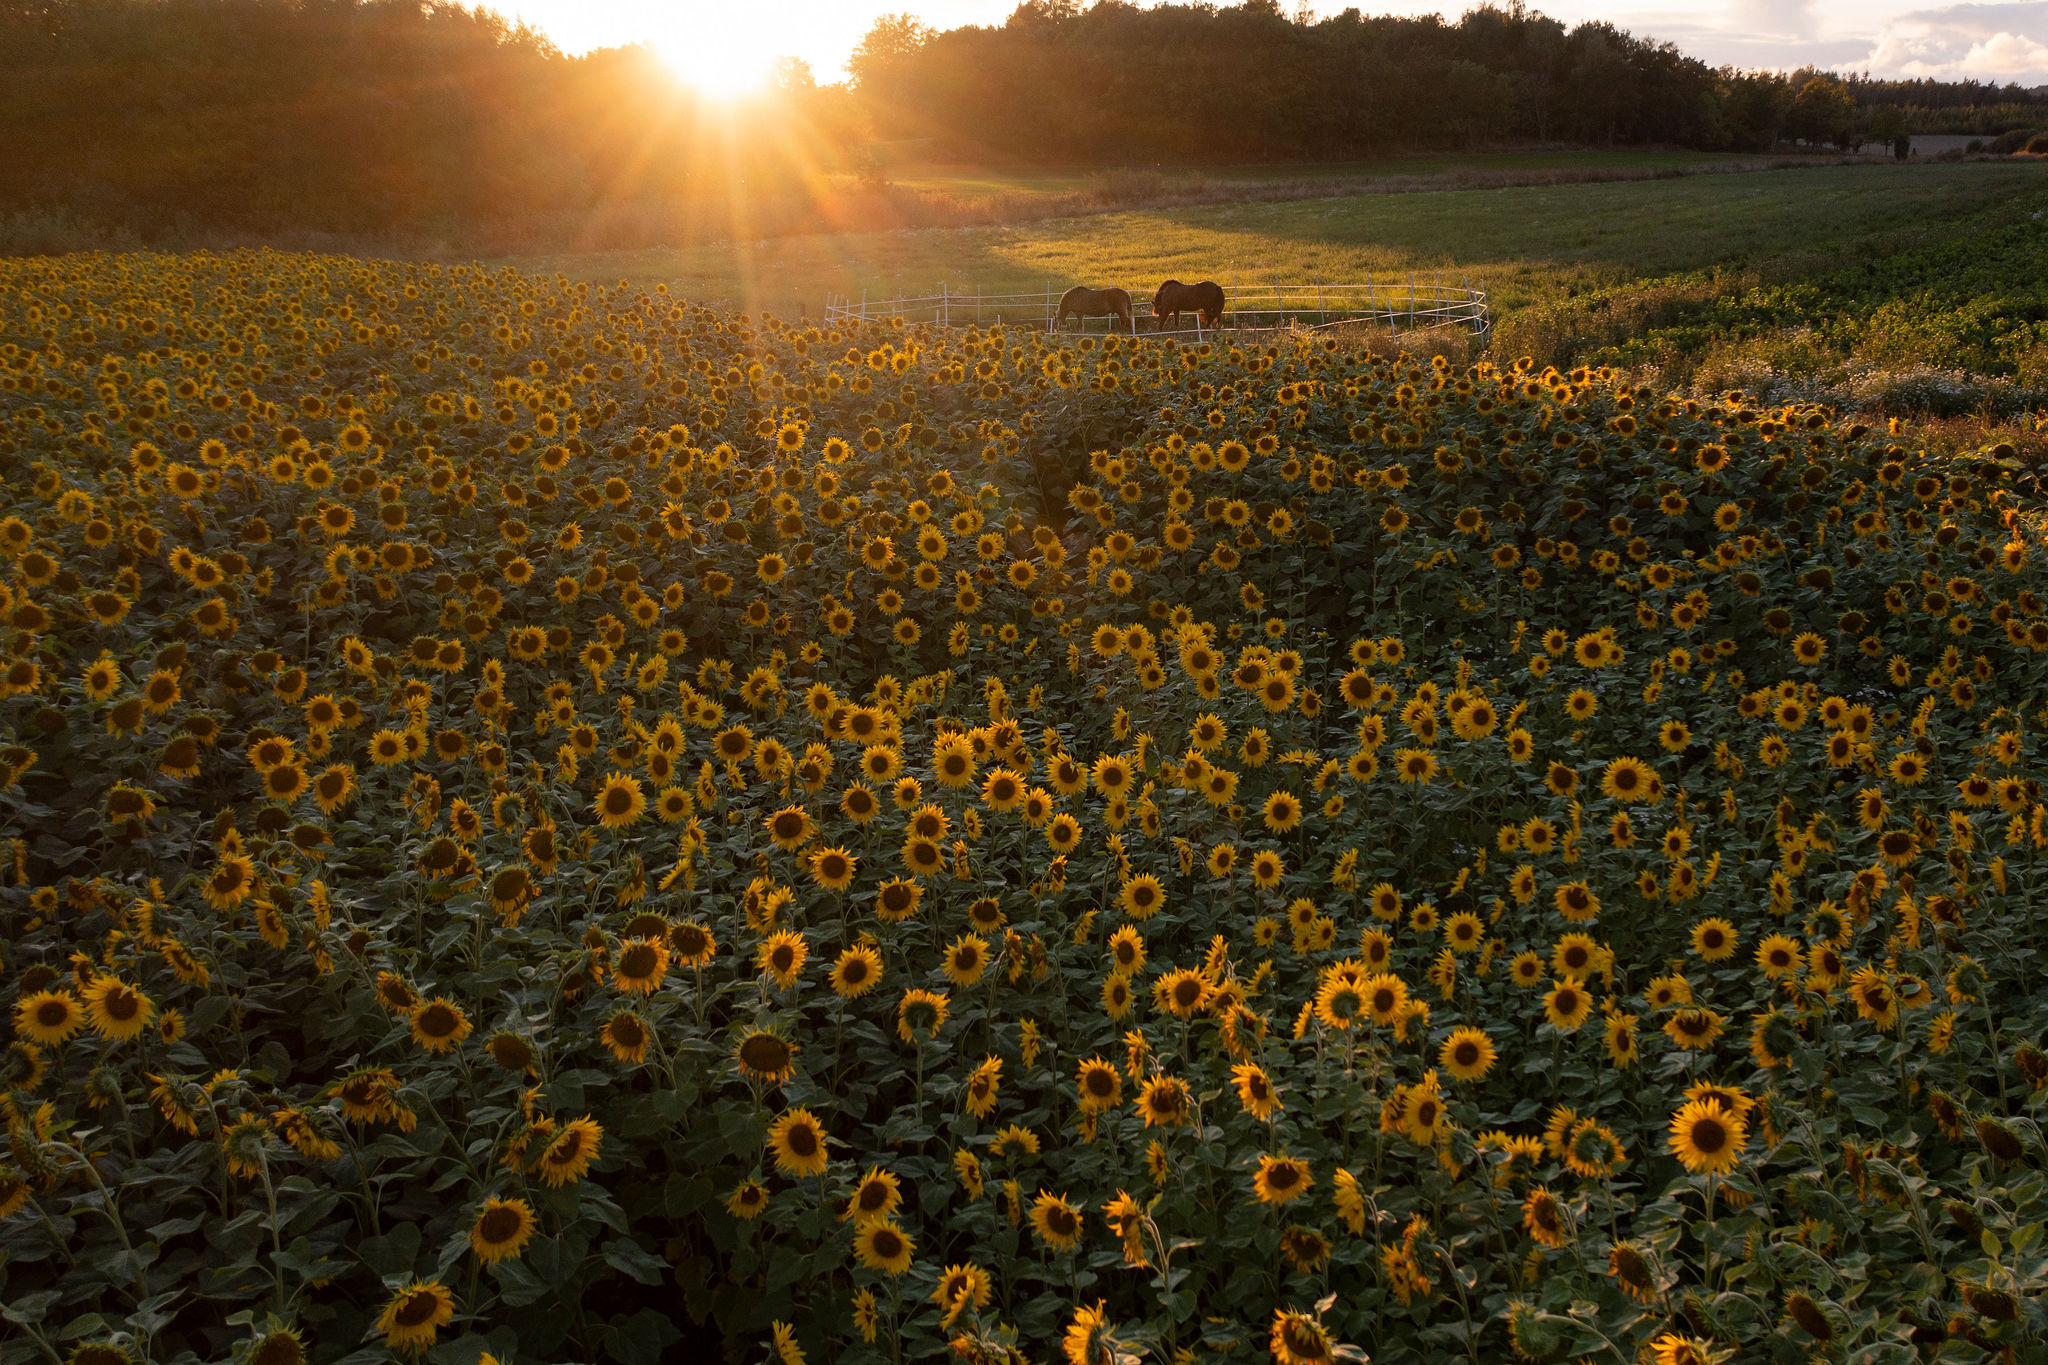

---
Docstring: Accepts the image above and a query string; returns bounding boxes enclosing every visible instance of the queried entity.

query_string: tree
[1788,75,1854,149]
[847,13,933,89]
[772,56,816,95]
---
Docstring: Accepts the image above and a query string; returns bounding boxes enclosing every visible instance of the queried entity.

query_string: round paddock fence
[821,277,1489,339]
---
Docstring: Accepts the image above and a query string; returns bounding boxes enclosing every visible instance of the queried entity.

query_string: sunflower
[1603,1013,1639,1068]
[1269,1310,1335,1365]
[844,1166,902,1223]
[203,853,256,910]
[727,1180,771,1220]
[1310,974,1361,1029]
[874,877,921,923]
[1051,1059,1118,1124]
[829,944,883,999]
[1563,1118,1627,1178]
[670,921,717,967]
[1118,873,1166,920]
[592,773,645,829]
[757,931,808,989]
[1046,814,1083,853]
[1443,910,1484,954]
[1439,1026,1496,1080]
[535,1116,604,1186]
[1551,880,1599,923]
[765,805,813,851]
[1849,966,1898,1028]
[1522,1187,1569,1247]
[1649,1336,1716,1365]
[1029,1190,1084,1250]
[408,998,471,1054]
[1364,972,1407,1026]
[1252,1154,1313,1205]
[15,989,81,1045]
[82,976,155,1042]
[1249,848,1285,886]
[601,1010,652,1064]
[1402,1079,1448,1146]
[1262,789,1302,833]
[1542,980,1592,1032]
[896,988,949,1043]
[943,934,990,986]
[901,834,946,876]
[1668,1098,1746,1174]
[1690,917,1737,961]
[1154,968,1208,1018]
[848,1218,914,1275]
[791,836,857,887]
[1137,1075,1189,1127]
[1232,1061,1280,1119]
[1278,1225,1331,1274]
[247,1327,308,1365]
[1606,1241,1657,1303]
[1599,756,1655,802]
[1662,1007,1724,1051]
[376,1279,456,1354]
[614,937,670,994]
[468,1197,537,1264]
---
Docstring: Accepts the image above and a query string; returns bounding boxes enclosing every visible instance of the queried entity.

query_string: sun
[650,14,776,99]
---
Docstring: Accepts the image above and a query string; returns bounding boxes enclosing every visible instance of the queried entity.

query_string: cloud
[1727,0,1820,39]
[1865,1,2048,80]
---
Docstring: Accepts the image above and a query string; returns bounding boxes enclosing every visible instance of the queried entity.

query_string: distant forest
[2,0,2044,249]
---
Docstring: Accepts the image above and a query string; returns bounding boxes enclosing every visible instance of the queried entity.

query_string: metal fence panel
[821,282,1489,338]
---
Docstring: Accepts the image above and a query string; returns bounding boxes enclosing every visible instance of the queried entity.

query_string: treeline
[852,2,2047,158]
[2,0,2043,252]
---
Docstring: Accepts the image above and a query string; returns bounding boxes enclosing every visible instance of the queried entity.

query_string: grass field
[882,147,1736,196]
[521,161,2042,319]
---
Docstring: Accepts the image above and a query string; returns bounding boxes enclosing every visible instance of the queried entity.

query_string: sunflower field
[1,251,2046,1365]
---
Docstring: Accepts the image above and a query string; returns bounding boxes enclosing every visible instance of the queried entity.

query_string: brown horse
[1151,279,1225,331]
[1056,286,1133,332]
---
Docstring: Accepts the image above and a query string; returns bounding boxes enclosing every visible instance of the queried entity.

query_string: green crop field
[880,147,1737,197]
[519,162,2033,316]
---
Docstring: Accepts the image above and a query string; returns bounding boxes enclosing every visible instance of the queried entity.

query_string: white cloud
[1728,0,1821,38]
[1866,1,2048,79]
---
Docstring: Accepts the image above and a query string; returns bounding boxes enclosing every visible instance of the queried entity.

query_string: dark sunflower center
[478,1206,524,1242]
[740,1035,791,1071]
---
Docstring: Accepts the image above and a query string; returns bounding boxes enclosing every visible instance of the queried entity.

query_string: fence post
[941,281,948,328]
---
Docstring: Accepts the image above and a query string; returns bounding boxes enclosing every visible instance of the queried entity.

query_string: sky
[495,0,2048,89]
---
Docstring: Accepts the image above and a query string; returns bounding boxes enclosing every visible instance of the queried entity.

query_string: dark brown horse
[1151,279,1225,331]
[1056,286,1133,332]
